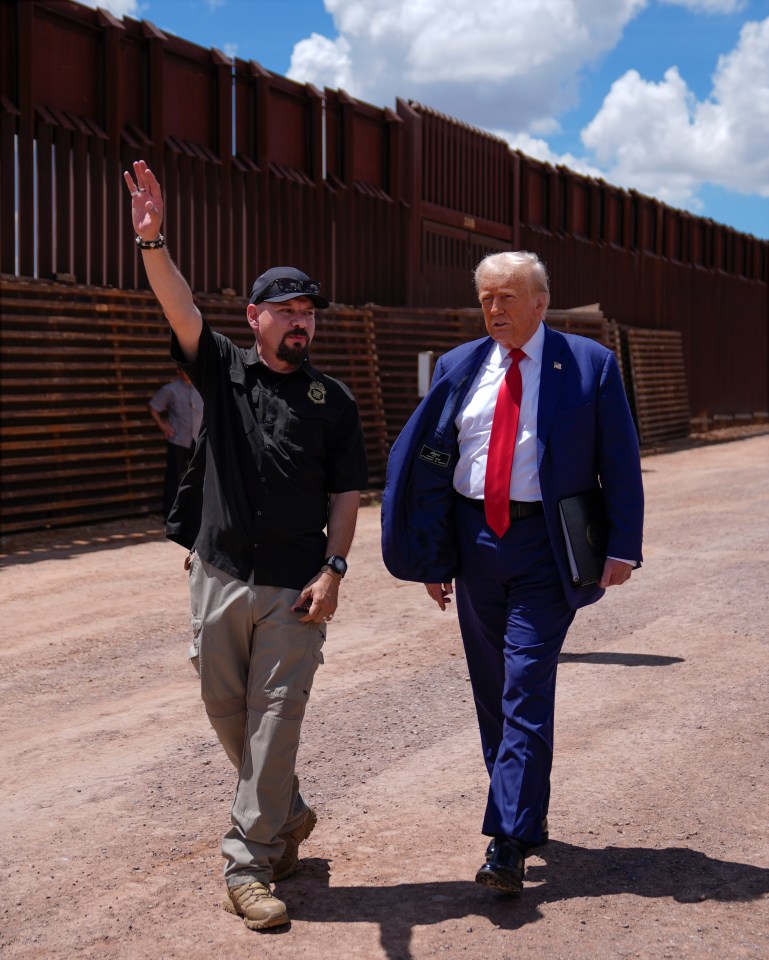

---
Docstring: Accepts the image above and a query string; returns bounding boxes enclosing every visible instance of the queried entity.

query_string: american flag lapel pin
[553,361,562,370]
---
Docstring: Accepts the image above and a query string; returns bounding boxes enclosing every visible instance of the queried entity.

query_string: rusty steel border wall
[1,0,767,534]
[2,281,655,536]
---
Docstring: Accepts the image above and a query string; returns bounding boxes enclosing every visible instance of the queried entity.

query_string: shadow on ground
[280,844,769,959]
[559,652,684,667]
[0,516,167,565]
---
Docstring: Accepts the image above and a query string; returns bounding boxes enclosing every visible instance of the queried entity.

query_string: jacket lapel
[537,325,570,467]
[431,337,492,445]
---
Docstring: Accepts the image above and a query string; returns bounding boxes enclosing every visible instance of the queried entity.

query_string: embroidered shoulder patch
[418,445,452,468]
[308,381,327,404]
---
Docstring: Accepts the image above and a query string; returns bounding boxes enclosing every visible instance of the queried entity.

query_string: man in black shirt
[125,160,367,932]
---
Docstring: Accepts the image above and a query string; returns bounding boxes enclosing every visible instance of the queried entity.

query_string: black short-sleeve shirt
[172,321,368,589]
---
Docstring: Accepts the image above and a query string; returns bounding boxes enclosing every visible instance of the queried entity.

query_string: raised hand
[123,160,164,241]
[122,159,202,359]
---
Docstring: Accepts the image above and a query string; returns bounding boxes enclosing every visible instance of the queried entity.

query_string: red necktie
[485,348,525,537]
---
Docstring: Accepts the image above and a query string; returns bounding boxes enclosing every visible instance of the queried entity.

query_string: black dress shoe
[485,816,549,862]
[475,838,525,894]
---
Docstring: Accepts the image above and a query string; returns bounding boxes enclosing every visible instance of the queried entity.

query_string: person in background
[125,159,367,932]
[149,366,203,519]
[382,250,644,896]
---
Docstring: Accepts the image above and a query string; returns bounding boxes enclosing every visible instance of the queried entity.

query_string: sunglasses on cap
[262,278,322,297]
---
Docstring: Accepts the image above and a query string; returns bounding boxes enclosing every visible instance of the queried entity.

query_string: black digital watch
[323,555,348,577]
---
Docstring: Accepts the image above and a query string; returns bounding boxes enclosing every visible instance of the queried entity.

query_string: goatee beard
[276,339,309,367]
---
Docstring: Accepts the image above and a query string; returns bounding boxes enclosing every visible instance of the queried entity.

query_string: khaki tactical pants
[188,555,325,885]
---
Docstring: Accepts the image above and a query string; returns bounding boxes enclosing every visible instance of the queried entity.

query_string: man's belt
[459,495,544,521]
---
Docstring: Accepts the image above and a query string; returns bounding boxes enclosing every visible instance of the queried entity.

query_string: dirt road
[1,434,768,960]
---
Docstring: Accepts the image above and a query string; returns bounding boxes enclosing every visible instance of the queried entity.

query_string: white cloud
[284,0,768,228]
[290,33,354,92]
[76,0,139,16]
[492,131,606,181]
[289,0,647,132]
[659,0,747,13]
[581,17,769,205]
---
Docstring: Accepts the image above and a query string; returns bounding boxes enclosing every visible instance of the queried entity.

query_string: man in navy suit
[381,251,644,894]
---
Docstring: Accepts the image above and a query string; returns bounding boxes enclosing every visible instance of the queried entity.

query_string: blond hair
[474,251,550,303]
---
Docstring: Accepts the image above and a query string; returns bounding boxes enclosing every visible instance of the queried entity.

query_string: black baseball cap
[249,266,329,308]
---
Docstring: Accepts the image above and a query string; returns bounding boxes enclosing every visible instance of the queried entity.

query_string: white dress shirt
[453,322,545,501]
[452,324,635,567]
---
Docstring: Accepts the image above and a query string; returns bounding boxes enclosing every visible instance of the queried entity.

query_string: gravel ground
[1,431,768,960]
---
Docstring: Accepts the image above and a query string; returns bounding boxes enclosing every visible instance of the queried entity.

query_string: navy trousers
[454,497,575,846]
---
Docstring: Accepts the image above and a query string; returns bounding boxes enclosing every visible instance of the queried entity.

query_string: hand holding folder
[558,489,609,586]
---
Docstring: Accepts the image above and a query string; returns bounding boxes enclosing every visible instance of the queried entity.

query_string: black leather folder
[558,489,609,586]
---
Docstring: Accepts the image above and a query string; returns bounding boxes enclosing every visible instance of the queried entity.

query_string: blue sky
[85,0,769,240]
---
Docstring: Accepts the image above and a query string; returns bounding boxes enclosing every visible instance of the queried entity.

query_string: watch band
[323,555,347,577]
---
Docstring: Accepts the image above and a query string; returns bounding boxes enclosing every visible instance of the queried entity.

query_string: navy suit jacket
[381,324,644,611]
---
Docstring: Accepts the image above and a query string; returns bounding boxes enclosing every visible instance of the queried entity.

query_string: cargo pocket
[301,632,325,699]
[283,626,325,706]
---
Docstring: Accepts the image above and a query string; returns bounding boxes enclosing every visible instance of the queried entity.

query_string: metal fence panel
[0,280,389,534]
[0,0,766,448]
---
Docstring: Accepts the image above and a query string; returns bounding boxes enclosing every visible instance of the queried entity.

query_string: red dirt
[1,432,768,960]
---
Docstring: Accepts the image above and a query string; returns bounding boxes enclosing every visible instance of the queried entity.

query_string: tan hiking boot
[223,881,288,930]
[272,806,317,881]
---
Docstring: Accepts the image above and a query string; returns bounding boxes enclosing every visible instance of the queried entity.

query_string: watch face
[326,555,347,575]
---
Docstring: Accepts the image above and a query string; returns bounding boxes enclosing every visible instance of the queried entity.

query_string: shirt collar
[488,320,545,366]
[228,343,318,386]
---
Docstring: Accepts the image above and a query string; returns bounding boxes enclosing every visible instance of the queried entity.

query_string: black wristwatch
[323,555,348,578]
